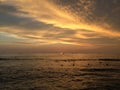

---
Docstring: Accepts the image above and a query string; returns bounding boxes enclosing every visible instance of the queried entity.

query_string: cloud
[0,0,120,49]
[0,3,53,30]
[52,0,120,31]
[12,0,119,37]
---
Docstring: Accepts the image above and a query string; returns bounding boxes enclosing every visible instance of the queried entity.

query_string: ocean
[0,53,120,90]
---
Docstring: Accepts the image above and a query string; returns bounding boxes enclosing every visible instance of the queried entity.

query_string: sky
[0,0,120,54]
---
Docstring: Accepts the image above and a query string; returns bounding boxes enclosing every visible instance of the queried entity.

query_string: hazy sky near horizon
[0,0,120,54]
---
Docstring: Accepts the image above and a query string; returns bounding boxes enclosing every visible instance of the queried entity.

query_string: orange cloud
[0,0,120,47]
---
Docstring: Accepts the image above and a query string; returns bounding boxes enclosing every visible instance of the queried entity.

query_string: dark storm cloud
[0,3,53,30]
[93,0,120,31]
[0,4,19,13]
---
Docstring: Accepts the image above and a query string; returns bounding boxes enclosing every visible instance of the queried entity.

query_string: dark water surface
[0,54,120,90]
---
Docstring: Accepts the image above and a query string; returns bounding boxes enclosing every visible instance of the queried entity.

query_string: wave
[0,57,120,61]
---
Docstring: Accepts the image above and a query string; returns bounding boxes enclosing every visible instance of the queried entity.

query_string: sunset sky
[0,0,120,54]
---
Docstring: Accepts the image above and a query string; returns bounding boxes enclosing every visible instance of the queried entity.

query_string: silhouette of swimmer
[73,63,75,66]
[61,64,63,66]
[99,62,102,64]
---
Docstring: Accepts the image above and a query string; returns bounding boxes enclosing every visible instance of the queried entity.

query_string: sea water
[0,53,120,90]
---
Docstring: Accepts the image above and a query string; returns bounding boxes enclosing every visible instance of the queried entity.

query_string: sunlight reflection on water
[0,54,120,90]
